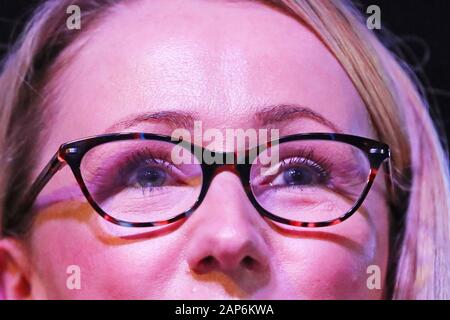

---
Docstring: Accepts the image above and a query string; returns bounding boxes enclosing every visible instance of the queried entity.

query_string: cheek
[28,204,185,299]
[272,206,388,299]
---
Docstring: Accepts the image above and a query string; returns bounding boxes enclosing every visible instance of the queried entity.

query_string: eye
[271,157,329,188]
[121,154,177,192]
[134,166,168,189]
[282,166,314,186]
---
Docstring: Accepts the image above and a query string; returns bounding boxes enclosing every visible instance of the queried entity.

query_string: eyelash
[90,148,175,192]
[119,147,175,183]
[124,148,173,172]
[282,148,331,170]
[90,147,334,192]
[277,148,332,185]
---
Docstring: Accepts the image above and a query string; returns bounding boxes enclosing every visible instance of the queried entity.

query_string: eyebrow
[105,104,342,133]
[105,110,197,132]
[254,104,343,133]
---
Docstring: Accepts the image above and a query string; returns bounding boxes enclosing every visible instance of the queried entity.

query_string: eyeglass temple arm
[19,151,66,213]
[383,154,395,196]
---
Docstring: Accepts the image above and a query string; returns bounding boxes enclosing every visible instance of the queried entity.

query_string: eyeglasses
[21,132,391,228]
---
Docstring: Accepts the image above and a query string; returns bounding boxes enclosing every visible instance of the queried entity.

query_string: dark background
[1,0,449,144]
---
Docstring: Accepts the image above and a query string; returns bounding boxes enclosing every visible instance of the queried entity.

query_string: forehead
[45,0,371,145]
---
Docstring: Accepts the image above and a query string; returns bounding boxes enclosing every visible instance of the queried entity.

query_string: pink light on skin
[0,0,389,299]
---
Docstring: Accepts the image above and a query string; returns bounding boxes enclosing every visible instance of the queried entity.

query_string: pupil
[136,167,166,188]
[283,167,313,185]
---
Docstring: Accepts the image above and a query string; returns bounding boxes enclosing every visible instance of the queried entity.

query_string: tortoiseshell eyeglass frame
[20,132,391,228]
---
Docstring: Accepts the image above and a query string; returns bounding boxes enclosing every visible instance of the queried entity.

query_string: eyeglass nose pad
[213,163,239,176]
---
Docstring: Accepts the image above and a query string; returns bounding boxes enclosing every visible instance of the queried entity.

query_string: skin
[0,0,389,299]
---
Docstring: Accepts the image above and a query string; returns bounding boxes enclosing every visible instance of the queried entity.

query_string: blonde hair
[0,0,449,299]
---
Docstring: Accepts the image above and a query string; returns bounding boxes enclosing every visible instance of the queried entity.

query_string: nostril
[203,255,215,267]
[194,255,217,273]
[241,256,256,270]
[191,252,267,274]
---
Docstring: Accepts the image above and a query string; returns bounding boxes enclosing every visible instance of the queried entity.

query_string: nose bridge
[200,162,252,208]
[201,168,254,224]
[196,151,255,226]
[213,163,238,176]
[203,149,250,188]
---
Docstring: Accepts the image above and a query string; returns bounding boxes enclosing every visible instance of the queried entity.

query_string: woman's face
[25,0,389,299]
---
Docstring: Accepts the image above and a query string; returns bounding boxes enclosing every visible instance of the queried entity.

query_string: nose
[185,171,270,275]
